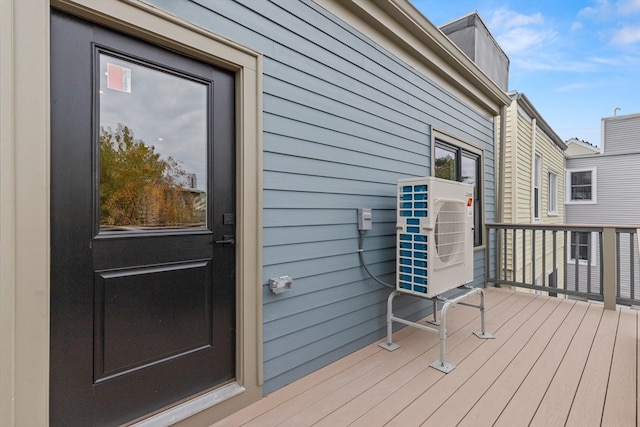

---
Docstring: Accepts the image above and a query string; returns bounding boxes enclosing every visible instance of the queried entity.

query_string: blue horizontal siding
[264,120,428,168]
[263,153,416,184]
[263,223,395,246]
[150,0,498,395]
[263,208,396,227]
[263,246,394,284]
[264,96,429,156]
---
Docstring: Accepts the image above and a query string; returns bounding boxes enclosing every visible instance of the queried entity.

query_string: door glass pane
[434,145,457,180]
[98,53,208,231]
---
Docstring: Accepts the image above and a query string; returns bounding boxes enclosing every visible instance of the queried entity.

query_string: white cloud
[616,0,640,15]
[578,0,640,19]
[589,53,640,67]
[489,8,544,31]
[555,82,592,92]
[485,8,557,56]
[498,28,557,54]
[512,56,599,73]
[487,3,639,73]
[611,25,640,44]
[579,0,613,19]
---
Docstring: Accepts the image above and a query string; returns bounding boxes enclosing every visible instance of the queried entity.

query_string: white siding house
[565,112,640,299]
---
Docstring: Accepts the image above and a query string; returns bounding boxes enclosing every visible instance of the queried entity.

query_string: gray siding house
[565,112,640,298]
[0,0,510,425]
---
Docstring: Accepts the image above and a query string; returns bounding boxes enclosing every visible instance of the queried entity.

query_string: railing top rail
[486,222,639,232]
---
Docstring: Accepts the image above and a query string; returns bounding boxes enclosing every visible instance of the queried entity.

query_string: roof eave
[511,91,567,150]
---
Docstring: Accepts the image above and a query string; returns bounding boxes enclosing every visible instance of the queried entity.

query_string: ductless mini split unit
[379,177,494,373]
[396,176,475,297]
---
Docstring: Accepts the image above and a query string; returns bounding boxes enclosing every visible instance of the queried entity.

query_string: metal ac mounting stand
[378,287,494,373]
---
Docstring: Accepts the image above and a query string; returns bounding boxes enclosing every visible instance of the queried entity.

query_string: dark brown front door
[50,10,236,426]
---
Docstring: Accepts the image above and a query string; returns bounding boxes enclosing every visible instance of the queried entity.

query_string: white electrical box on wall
[396,176,474,298]
[357,208,373,231]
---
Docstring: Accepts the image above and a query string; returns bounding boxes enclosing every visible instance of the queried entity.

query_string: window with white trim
[433,139,483,247]
[568,231,597,265]
[566,168,597,203]
[548,171,558,214]
[533,154,541,220]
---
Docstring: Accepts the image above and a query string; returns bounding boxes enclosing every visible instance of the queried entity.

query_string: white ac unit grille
[435,200,466,269]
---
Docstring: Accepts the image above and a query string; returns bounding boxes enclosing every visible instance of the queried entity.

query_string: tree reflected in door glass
[99,124,205,230]
[98,53,208,231]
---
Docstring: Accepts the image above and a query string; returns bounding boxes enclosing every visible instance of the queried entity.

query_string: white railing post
[602,227,617,310]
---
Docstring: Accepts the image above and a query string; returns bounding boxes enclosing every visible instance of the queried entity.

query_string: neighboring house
[565,112,640,298]
[440,13,567,292]
[0,1,511,426]
[565,137,600,156]
[502,92,567,291]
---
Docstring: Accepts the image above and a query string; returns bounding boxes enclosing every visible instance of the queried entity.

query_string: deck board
[350,291,541,427]
[420,297,571,426]
[460,300,588,427]
[527,303,603,426]
[211,288,638,427]
[601,308,637,427]
[246,292,488,427]
[309,293,490,427]
[387,296,562,427]
[566,309,619,427]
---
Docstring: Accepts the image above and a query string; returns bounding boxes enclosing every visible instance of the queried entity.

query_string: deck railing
[485,223,640,309]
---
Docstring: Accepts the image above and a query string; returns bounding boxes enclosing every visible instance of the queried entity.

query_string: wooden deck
[213,287,638,427]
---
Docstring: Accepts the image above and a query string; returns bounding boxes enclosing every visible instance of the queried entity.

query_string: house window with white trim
[434,139,482,246]
[569,231,597,265]
[533,154,541,220]
[566,168,597,203]
[548,171,558,215]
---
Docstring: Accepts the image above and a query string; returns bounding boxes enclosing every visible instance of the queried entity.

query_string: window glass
[461,154,476,185]
[434,140,482,246]
[462,153,481,246]
[570,171,592,200]
[98,53,208,231]
[534,154,541,219]
[434,145,457,181]
[548,172,558,214]
[570,231,590,261]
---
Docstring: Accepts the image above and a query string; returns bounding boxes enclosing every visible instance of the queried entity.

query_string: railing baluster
[599,231,604,297]
[616,232,621,300]
[575,231,579,293]
[631,231,635,300]
[532,229,536,287]
[522,229,526,284]
[513,228,517,284]
[542,230,546,288]
[552,230,557,297]
[587,232,592,295]
[563,230,568,293]
[503,227,507,281]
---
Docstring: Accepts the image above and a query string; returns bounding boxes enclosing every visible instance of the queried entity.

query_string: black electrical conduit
[357,230,395,289]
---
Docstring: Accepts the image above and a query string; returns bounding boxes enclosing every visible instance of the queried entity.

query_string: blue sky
[410,0,640,146]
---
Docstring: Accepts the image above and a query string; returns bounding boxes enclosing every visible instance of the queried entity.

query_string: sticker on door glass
[107,63,132,93]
